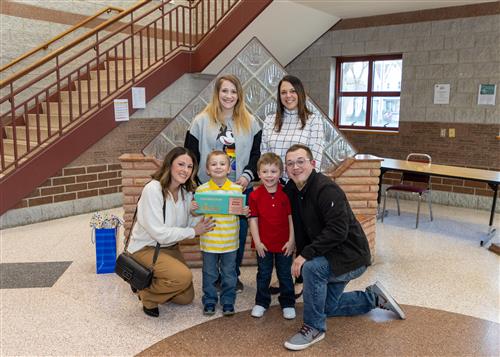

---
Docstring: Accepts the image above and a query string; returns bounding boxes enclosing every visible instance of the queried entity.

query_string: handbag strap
[123,193,167,267]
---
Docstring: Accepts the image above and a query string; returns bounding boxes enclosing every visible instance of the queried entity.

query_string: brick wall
[120,153,381,266]
[286,5,500,208]
[325,155,381,257]
[343,122,500,202]
[13,163,122,209]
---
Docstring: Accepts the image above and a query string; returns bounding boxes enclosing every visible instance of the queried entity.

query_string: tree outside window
[334,55,402,130]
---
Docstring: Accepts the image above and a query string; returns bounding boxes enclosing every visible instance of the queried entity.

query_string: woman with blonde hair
[184,74,261,292]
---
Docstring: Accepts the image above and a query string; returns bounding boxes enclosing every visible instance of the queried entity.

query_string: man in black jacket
[283,144,405,351]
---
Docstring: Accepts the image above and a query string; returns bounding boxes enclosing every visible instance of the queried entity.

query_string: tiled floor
[1,199,499,356]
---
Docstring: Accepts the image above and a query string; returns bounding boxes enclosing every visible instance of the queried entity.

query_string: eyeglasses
[285,158,311,168]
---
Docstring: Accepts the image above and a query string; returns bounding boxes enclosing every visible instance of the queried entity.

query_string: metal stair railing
[0,0,239,175]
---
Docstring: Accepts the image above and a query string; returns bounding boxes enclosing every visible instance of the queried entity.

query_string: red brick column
[325,154,382,259]
[120,153,382,266]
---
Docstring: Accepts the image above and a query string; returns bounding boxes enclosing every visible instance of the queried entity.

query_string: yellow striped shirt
[196,179,242,253]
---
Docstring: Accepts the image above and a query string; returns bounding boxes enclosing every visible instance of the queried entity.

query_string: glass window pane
[339,97,366,126]
[370,97,400,128]
[372,59,402,91]
[341,61,368,91]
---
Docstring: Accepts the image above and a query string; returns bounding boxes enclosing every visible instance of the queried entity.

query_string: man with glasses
[283,144,405,351]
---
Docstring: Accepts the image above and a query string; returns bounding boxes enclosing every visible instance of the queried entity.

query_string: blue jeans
[235,187,253,277]
[202,251,237,306]
[256,252,295,309]
[301,256,376,332]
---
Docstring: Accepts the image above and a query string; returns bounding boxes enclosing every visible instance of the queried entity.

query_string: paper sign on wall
[433,84,450,105]
[132,87,146,109]
[477,84,496,105]
[113,99,129,122]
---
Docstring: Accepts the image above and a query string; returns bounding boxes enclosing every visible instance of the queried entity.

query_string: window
[334,55,402,130]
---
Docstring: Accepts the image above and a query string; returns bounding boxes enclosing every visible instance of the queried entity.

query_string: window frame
[334,54,403,131]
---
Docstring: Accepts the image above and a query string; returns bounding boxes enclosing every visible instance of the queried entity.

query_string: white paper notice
[434,84,450,105]
[477,84,496,105]
[114,99,129,122]
[132,87,146,109]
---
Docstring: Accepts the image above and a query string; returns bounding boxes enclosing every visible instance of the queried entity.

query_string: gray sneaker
[284,324,325,351]
[370,281,406,319]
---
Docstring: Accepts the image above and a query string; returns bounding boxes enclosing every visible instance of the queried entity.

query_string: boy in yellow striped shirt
[194,151,249,316]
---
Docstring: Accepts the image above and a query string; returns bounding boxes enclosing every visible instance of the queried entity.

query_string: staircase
[0,0,273,215]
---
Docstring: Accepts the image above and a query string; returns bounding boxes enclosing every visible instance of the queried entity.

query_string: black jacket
[284,170,371,276]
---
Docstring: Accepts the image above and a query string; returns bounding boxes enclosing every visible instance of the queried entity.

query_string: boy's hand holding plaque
[194,192,247,215]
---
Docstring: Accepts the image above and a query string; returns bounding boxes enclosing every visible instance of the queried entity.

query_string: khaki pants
[132,245,194,309]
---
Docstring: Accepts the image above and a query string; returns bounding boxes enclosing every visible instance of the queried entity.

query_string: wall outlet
[440,128,447,137]
[449,128,456,138]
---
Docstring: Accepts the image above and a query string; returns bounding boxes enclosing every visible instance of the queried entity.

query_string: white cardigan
[128,180,197,254]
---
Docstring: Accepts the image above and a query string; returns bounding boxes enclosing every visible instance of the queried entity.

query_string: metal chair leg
[396,192,400,216]
[382,191,387,222]
[416,195,421,229]
[428,190,433,221]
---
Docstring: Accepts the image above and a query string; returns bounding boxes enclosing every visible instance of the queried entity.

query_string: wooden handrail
[0,0,152,88]
[0,6,124,73]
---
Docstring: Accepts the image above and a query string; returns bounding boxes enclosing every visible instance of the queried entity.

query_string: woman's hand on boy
[282,240,295,256]
[236,176,249,191]
[194,216,215,236]
[255,242,268,258]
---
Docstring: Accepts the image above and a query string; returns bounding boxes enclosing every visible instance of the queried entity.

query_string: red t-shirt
[249,184,291,253]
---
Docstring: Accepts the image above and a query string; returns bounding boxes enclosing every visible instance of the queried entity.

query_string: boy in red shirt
[249,153,296,319]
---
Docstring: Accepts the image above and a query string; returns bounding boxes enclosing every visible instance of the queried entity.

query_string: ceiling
[291,0,498,19]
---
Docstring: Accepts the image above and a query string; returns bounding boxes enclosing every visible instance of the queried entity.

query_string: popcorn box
[194,192,246,215]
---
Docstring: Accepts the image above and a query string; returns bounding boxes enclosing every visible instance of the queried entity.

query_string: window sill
[339,128,399,135]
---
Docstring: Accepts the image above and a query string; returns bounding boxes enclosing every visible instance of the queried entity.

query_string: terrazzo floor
[1,199,499,356]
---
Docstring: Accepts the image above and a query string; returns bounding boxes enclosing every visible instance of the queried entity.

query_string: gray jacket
[184,112,262,184]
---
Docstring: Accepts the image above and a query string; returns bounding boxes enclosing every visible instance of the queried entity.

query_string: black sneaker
[222,304,235,316]
[236,279,244,293]
[203,303,216,316]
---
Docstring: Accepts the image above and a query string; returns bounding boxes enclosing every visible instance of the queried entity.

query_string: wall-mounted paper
[114,99,129,121]
[477,84,496,105]
[434,84,450,105]
[132,87,146,109]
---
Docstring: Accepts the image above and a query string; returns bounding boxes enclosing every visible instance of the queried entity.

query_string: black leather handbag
[115,195,164,291]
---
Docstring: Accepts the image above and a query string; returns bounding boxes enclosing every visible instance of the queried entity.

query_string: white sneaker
[283,307,296,320]
[251,305,267,318]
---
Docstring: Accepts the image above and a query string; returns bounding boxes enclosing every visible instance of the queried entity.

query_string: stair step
[41,102,93,116]
[4,126,50,141]
[60,91,98,104]
[106,59,147,71]
[2,154,15,166]
[26,114,72,128]
[90,69,134,81]
[3,139,39,156]
[75,79,126,93]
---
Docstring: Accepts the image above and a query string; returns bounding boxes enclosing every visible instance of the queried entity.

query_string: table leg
[377,168,388,219]
[481,183,498,247]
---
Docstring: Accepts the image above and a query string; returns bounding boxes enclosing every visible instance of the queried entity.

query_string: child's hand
[282,240,295,256]
[255,242,268,258]
[190,200,199,215]
[242,206,250,217]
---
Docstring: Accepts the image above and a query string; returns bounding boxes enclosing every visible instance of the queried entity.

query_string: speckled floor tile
[0,200,499,356]
[138,304,499,357]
